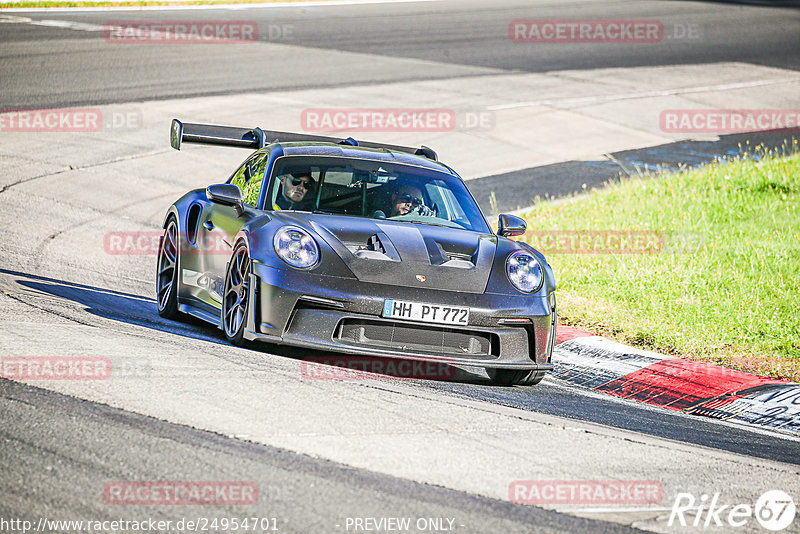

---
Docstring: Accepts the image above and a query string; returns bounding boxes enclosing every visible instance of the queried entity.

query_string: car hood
[277,213,497,293]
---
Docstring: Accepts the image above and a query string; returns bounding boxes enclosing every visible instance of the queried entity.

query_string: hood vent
[303,213,494,293]
[345,233,474,268]
[347,232,401,262]
[442,252,475,269]
[424,238,475,269]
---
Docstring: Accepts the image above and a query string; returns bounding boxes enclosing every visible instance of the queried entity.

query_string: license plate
[382,299,470,326]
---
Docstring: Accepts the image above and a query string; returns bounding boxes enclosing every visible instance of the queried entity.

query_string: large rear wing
[169,119,437,161]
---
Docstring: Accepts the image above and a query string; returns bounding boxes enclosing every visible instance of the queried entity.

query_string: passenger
[274,172,315,210]
[389,183,432,217]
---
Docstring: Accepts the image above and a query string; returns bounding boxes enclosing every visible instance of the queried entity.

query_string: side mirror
[206,184,244,216]
[497,214,527,237]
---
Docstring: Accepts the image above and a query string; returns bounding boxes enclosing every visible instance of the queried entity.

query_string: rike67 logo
[669,490,795,531]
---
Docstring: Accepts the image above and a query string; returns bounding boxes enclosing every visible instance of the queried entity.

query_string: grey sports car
[157,120,557,386]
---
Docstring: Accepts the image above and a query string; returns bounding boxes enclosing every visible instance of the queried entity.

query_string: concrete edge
[0,0,434,12]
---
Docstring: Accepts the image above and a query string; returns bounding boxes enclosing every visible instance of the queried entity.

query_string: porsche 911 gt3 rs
[157,119,557,386]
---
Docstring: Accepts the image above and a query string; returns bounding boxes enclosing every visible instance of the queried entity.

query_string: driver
[274,172,316,210]
[389,183,433,217]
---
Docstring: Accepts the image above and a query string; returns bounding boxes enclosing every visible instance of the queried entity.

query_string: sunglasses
[289,177,314,189]
[398,194,422,206]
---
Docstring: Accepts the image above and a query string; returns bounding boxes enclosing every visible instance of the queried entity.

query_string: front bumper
[245,262,556,370]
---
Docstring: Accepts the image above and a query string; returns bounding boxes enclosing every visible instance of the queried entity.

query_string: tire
[222,242,251,346]
[156,217,181,319]
[487,368,547,387]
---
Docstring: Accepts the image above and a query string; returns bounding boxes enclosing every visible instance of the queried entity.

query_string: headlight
[506,250,543,293]
[273,226,319,269]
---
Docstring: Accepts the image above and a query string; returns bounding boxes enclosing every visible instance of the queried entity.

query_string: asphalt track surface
[0,379,631,534]
[4,267,799,466]
[0,0,799,108]
[2,1,800,532]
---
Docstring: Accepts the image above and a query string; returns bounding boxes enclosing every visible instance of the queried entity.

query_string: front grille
[335,319,499,358]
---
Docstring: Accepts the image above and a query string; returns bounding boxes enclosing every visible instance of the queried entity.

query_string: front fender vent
[186,203,202,245]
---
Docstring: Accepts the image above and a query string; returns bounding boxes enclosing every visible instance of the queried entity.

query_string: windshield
[266,156,490,233]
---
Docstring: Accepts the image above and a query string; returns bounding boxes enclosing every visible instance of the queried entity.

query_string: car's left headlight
[273,226,319,269]
[506,250,543,293]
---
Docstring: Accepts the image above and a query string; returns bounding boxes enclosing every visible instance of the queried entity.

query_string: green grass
[520,141,800,381]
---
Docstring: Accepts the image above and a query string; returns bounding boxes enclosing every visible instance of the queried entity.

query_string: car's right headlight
[273,226,319,269]
[506,250,543,293]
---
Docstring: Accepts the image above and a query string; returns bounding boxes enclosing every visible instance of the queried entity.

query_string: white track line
[487,78,800,110]
[28,19,106,30]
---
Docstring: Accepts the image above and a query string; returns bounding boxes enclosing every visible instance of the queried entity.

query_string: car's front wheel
[487,368,547,387]
[222,242,251,346]
[156,217,181,319]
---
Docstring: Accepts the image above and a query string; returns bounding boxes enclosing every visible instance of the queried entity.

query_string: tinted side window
[243,154,268,207]
[230,153,268,207]
[229,161,248,187]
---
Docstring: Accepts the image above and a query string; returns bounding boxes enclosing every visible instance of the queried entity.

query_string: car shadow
[1,268,487,385]
[295,353,488,384]
[1,267,229,346]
